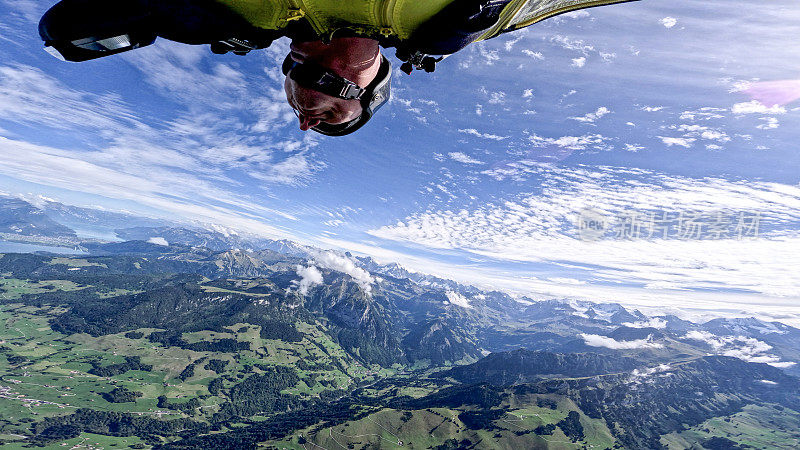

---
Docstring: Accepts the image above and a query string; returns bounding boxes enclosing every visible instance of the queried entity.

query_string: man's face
[283,41,365,131]
[283,74,363,131]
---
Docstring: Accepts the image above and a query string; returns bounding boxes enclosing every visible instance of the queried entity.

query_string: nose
[298,114,321,131]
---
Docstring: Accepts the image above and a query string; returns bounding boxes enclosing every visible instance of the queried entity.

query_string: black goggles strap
[282,55,365,100]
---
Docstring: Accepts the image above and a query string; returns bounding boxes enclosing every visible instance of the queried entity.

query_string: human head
[284,37,384,134]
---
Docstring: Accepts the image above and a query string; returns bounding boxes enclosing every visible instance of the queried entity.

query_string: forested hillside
[0,247,798,449]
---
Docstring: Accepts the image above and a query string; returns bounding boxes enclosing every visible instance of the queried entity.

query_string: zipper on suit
[281,0,326,38]
[375,0,399,38]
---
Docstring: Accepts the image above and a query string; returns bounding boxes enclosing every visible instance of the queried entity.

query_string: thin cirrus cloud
[0,64,144,134]
[0,136,298,234]
[0,55,315,232]
[0,56,315,180]
[368,163,800,299]
[0,25,326,213]
[448,152,486,165]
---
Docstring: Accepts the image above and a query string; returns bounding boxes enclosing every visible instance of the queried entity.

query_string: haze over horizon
[1,0,799,324]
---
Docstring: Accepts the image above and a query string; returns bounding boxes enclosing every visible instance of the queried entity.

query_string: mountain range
[2,195,800,448]
[1,195,798,376]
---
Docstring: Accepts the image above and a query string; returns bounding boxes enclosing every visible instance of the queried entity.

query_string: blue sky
[1,0,799,323]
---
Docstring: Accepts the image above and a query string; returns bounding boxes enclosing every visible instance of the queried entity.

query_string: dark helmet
[282,53,392,137]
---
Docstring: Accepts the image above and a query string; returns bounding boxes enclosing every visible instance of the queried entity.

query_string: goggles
[282,53,391,136]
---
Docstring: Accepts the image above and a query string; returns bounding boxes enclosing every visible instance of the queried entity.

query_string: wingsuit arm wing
[400,0,636,59]
[39,0,279,62]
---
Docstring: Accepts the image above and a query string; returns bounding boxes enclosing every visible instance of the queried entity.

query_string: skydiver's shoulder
[394,0,512,56]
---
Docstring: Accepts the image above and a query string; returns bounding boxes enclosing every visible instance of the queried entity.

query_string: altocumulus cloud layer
[369,164,800,298]
[0,0,799,322]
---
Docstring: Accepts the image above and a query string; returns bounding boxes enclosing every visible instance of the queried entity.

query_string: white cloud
[700,130,731,142]
[757,117,780,130]
[0,65,144,133]
[683,331,796,368]
[123,44,249,110]
[448,152,485,165]
[317,236,800,330]
[600,52,616,62]
[551,35,594,55]
[458,128,508,141]
[504,35,524,51]
[487,91,506,105]
[641,106,665,112]
[476,41,500,66]
[528,133,611,151]
[147,237,169,246]
[731,101,786,115]
[1,0,44,23]
[581,333,663,349]
[0,56,327,217]
[570,107,611,123]
[0,137,294,238]
[522,50,544,60]
[549,35,616,66]
[312,250,375,294]
[661,17,678,28]
[670,126,730,143]
[658,136,695,148]
[548,277,586,285]
[625,144,645,152]
[630,364,672,379]
[445,291,473,309]
[622,318,667,329]
[680,108,726,121]
[295,265,323,295]
[727,79,753,93]
[676,125,707,133]
[253,152,325,186]
[523,89,534,98]
[369,163,800,299]
[562,10,591,19]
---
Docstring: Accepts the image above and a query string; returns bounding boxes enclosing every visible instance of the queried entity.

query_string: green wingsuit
[39,0,638,65]
[219,0,634,43]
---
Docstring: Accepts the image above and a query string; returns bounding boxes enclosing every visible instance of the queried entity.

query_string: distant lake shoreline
[0,240,88,255]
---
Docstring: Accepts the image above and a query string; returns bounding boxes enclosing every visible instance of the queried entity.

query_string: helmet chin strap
[282,55,366,100]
